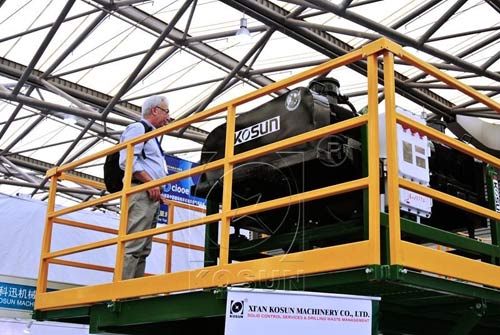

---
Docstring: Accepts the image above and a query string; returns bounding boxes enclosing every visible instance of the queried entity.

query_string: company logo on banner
[225,287,379,335]
[158,155,206,224]
[0,281,57,312]
[0,282,37,311]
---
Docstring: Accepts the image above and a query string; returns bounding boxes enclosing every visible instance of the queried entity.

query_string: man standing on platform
[119,95,170,279]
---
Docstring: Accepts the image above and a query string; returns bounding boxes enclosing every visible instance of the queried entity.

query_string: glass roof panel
[0,0,499,205]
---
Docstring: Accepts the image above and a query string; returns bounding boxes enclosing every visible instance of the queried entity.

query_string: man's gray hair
[142,95,169,117]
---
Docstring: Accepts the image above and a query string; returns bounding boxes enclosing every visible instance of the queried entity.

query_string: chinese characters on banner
[0,282,37,311]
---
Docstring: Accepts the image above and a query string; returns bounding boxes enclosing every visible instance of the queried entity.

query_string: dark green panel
[230,218,364,260]
[90,290,226,331]
[34,306,90,324]
[380,213,500,259]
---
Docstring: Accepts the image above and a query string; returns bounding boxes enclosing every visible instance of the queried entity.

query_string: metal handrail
[35,38,500,311]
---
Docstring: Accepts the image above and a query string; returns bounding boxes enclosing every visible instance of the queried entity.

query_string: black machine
[194,78,364,237]
[193,77,489,247]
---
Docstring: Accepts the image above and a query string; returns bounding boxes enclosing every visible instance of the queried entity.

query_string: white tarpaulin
[0,193,205,285]
[225,287,380,335]
[0,193,205,334]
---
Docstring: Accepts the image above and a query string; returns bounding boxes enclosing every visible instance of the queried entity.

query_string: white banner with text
[225,287,379,335]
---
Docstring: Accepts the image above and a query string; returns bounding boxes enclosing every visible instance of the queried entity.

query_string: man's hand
[133,171,163,202]
[160,195,168,204]
[147,186,162,201]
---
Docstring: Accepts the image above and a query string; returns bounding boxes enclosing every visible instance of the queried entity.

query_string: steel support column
[100,0,195,118]
[417,0,467,45]
[11,0,76,95]
[306,0,500,83]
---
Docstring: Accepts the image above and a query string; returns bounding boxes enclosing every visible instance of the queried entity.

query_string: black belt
[131,178,142,184]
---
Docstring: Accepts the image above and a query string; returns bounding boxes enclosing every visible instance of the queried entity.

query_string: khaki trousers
[122,190,159,280]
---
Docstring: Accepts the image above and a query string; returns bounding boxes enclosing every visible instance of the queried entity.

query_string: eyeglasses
[155,106,169,114]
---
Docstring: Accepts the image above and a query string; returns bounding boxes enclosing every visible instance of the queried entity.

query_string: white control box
[379,107,432,218]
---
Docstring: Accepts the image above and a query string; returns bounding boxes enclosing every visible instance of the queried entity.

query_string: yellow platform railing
[35,38,500,311]
[382,45,500,287]
[49,200,205,276]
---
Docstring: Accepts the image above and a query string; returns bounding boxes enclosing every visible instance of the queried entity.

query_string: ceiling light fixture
[235,16,251,41]
[63,114,78,125]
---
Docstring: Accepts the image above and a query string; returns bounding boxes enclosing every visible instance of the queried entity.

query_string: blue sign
[0,282,37,311]
[158,155,206,224]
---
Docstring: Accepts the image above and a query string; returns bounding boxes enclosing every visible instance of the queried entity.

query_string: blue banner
[0,282,36,311]
[158,155,206,224]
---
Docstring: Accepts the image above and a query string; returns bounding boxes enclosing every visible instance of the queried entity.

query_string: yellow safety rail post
[113,143,136,286]
[219,105,236,266]
[35,168,60,297]
[366,53,381,263]
[165,202,175,274]
[379,40,500,288]
[382,50,402,265]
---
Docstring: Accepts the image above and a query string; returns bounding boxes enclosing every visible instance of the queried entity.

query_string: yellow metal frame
[380,46,500,288]
[35,38,500,311]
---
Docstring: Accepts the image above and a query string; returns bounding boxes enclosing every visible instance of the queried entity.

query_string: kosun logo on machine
[493,175,500,213]
[234,116,280,146]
